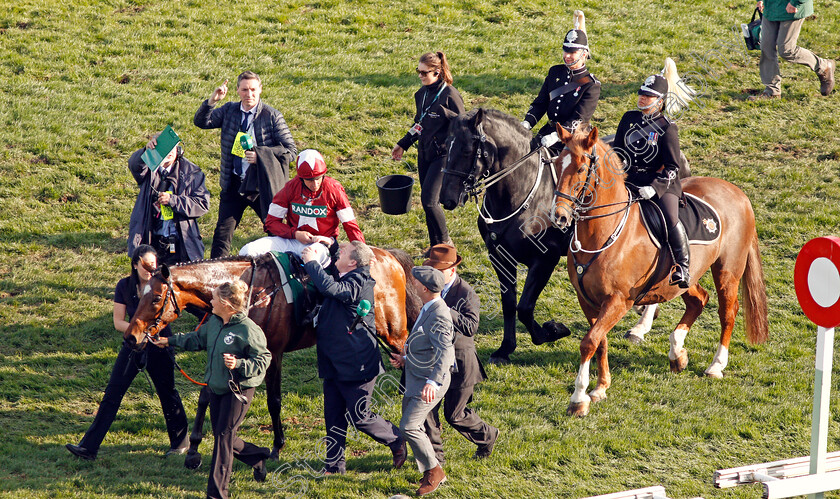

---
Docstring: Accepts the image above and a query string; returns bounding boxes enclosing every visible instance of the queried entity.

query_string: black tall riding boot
[668,221,691,289]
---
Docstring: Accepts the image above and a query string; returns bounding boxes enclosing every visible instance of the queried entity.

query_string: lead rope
[169,312,210,386]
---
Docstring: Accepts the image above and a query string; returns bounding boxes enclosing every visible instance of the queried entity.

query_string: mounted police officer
[522,11,600,154]
[612,60,694,289]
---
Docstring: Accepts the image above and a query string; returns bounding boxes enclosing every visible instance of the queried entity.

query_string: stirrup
[669,265,690,289]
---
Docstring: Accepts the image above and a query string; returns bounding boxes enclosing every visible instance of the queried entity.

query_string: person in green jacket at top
[153,280,271,499]
[751,0,835,99]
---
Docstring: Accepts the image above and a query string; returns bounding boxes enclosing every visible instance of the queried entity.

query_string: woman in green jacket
[154,280,271,499]
[753,0,834,98]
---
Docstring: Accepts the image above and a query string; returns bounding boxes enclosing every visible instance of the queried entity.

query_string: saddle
[621,193,721,303]
[638,193,721,248]
[266,241,340,327]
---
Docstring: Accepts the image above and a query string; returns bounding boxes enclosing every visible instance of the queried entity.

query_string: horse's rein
[553,143,635,223]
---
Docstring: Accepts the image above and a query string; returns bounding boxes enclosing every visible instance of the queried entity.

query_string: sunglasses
[416,68,436,76]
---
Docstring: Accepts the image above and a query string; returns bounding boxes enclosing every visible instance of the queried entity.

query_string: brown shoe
[416,465,447,496]
[391,439,407,470]
[748,90,780,101]
[818,60,836,96]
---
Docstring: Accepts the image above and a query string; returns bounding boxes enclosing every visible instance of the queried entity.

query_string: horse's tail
[386,248,422,329]
[741,231,769,344]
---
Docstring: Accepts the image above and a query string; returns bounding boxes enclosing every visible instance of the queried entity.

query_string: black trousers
[211,178,265,258]
[418,155,450,246]
[79,343,188,454]
[207,387,271,499]
[424,379,497,463]
[323,377,401,473]
[656,192,681,228]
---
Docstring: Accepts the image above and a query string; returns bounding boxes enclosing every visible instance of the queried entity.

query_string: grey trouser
[400,375,451,472]
[760,17,827,94]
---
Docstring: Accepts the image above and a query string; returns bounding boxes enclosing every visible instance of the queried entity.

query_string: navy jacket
[194,99,297,193]
[613,110,682,197]
[127,148,210,262]
[525,65,600,137]
[397,79,465,164]
[304,262,383,382]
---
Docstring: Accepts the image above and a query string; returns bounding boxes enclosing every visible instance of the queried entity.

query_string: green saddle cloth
[268,251,317,325]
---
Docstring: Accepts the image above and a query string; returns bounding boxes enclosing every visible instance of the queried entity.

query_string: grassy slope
[0,0,839,497]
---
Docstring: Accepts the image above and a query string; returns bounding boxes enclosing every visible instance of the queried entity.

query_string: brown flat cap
[423,244,462,270]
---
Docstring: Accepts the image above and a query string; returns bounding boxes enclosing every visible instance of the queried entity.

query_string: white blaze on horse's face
[142,283,151,296]
[560,154,572,177]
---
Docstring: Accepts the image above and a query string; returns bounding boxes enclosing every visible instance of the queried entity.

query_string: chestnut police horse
[550,125,768,417]
[124,249,420,462]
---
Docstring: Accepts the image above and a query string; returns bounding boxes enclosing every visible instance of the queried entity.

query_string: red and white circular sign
[794,236,840,328]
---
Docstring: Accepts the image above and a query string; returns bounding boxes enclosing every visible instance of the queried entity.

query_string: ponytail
[419,51,454,85]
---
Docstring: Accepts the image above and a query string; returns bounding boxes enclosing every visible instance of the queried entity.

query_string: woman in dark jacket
[613,72,690,289]
[522,11,600,152]
[154,280,272,499]
[66,245,188,460]
[392,51,465,251]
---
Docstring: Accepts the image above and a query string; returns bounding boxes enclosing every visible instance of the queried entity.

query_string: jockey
[612,60,695,289]
[521,10,600,154]
[239,149,364,267]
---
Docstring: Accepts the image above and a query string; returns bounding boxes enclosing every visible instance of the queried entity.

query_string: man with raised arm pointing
[195,71,297,257]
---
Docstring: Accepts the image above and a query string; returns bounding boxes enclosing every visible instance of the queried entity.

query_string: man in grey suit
[389,266,454,496]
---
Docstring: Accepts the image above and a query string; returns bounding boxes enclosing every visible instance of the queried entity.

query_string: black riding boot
[668,222,691,289]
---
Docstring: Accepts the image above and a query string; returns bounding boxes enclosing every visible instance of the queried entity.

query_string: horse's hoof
[669,349,688,373]
[704,368,724,379]
[184,451,201,470]
[589,390,607,403]
[270,446,283,461]
[567,401,590,417]
[624,331,645,345]
[542,320,571,342]
[488,355,510,365]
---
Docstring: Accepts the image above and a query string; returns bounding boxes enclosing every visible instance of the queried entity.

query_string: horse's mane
[463,108,532,141]
[564,128,627,183]
[170,255,255,268]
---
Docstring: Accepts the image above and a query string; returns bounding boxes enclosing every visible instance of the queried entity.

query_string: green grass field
[1,0,839,497]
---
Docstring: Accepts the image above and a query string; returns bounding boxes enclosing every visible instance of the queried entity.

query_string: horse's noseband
[440,122,492,201]
[143,273,182,339]
[553,145,600,220]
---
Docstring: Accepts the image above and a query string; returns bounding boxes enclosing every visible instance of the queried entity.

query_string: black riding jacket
[524,64,600,137]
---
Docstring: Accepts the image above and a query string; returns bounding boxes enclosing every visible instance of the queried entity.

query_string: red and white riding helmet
[296,149,327,179]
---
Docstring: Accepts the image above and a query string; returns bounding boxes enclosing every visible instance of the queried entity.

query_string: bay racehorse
[550,125,769,417]
[123,248,420,462]
[439,108,657,363]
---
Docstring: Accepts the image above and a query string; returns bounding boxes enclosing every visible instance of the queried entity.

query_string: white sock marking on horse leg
[628,304,657,340]
[570,359,591,404]
[669,326,688,361]
[705,344,729,377]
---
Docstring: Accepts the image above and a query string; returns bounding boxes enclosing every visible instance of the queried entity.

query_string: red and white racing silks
[263,176,365,242]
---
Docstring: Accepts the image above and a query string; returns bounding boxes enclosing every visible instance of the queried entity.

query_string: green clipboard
[141,125,181,172]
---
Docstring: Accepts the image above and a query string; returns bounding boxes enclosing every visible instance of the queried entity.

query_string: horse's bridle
[440,121,493,202]
[141,272,183,342]
[552,144,634,224]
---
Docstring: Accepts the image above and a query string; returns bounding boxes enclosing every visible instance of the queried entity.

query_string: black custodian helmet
[562,29,589,53]
[638,74,668,97]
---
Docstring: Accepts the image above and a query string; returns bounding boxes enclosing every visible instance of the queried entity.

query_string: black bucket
[376,174,414,215]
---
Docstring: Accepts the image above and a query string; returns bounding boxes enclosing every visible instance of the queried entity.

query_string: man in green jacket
[751,0,835,99]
